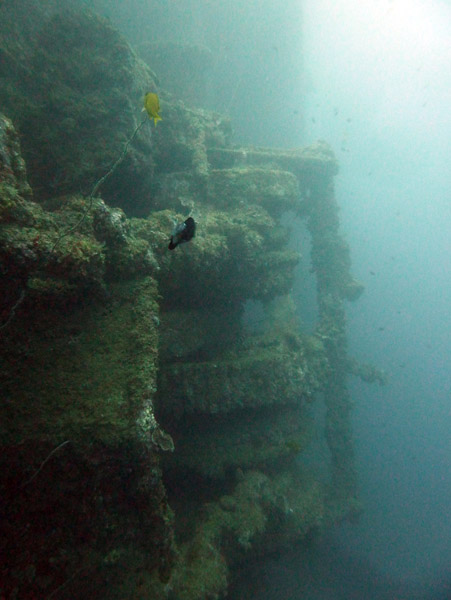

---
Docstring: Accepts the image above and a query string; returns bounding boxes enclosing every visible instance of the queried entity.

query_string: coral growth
[0,2,382,598]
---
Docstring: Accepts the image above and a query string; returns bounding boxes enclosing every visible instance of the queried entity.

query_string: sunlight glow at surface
[302,0,451,156]
[309,0,451,59]
[302,1,451,94]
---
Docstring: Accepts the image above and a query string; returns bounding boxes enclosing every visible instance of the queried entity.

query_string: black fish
[168,217,196,250]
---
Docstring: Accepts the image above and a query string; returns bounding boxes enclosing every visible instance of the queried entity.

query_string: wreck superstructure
[0,2,383,598]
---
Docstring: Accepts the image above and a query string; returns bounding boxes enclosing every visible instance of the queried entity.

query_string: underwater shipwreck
[0,2,385,599]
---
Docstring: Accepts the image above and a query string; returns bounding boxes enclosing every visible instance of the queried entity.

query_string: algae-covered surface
[0,2,383,598]
[1,277,159,445]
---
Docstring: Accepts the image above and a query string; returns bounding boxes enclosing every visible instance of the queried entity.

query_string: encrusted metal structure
[0,3,383,598]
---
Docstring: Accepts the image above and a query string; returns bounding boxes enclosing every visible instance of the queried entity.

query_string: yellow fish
[143,92,162,126]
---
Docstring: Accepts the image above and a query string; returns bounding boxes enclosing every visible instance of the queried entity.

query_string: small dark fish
[168,217,196,250]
